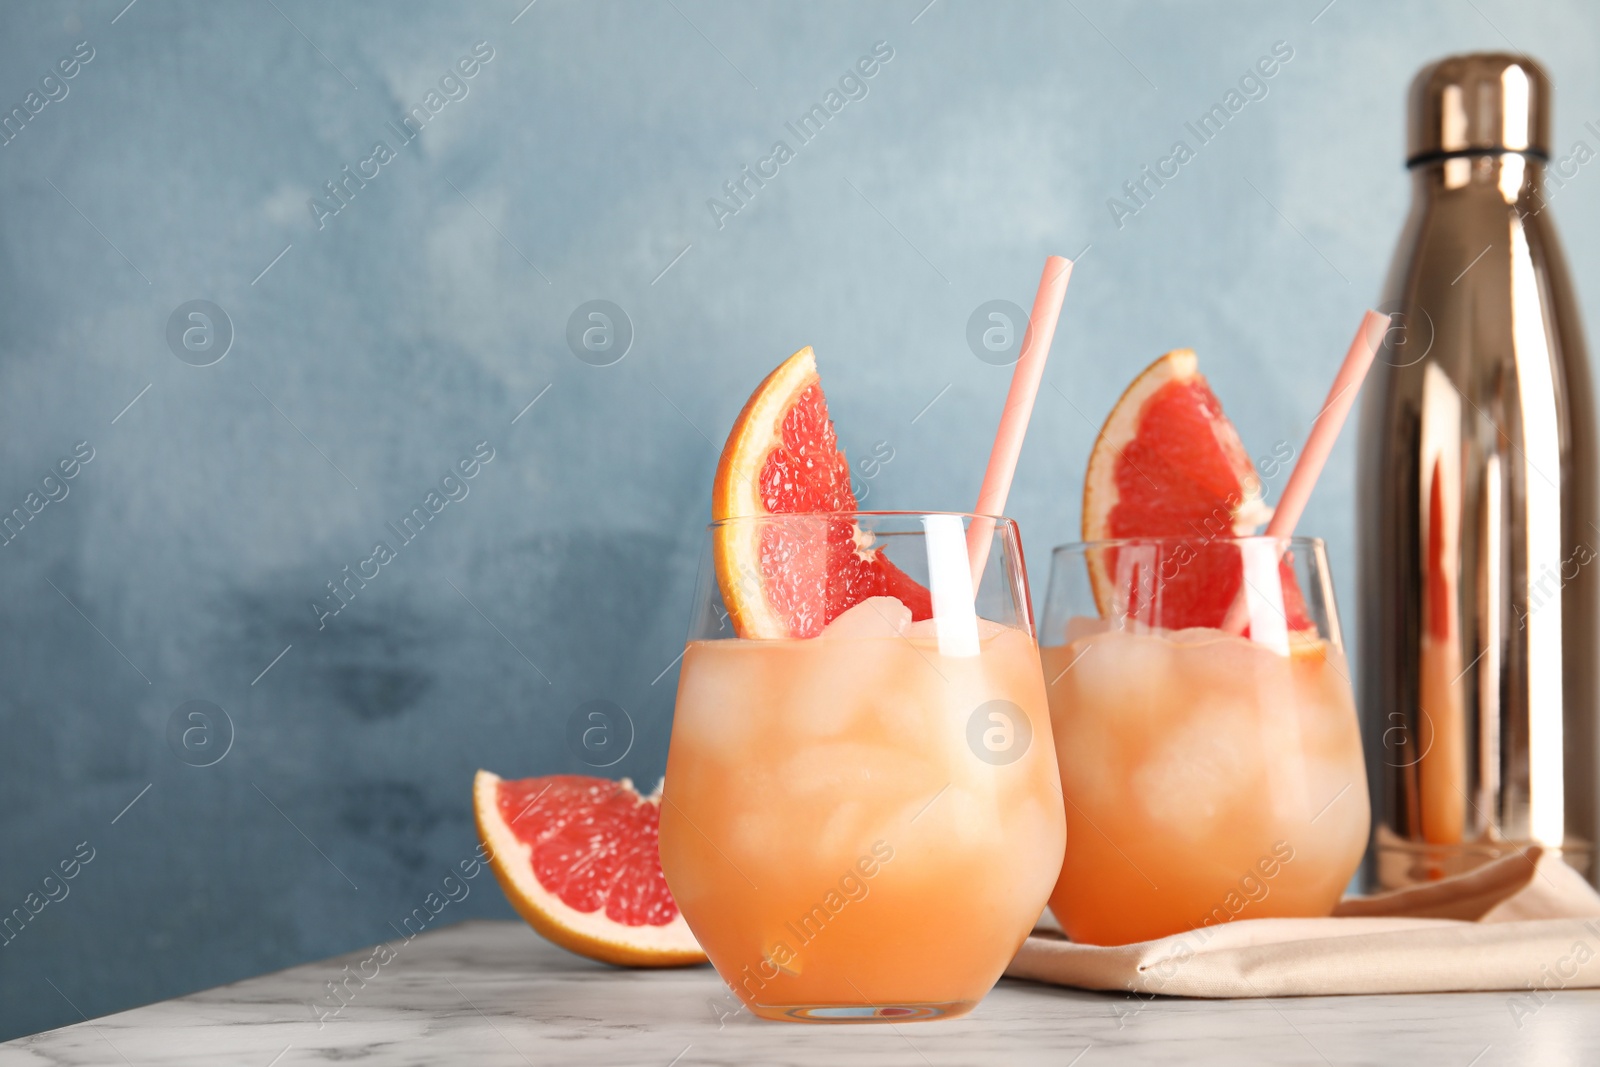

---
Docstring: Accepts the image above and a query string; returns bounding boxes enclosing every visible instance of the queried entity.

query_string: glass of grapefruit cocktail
[658,341,1064,1022]
[1040,535,1369,946]
[1042,348,1370,946]
[660,511,1065,1021]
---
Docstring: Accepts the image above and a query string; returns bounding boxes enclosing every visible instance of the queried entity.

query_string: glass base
[748,1000,974,1024]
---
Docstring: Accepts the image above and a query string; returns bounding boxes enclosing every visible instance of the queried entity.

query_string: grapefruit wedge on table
[712,345,931,638]
[1082,348,1312,631]
[473,770,705,967]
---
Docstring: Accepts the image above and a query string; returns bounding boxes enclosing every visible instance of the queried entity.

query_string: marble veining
[4,920,1598,1065]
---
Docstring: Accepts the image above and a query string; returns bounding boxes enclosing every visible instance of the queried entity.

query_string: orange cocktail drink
[660,512,1065,1022]
[1040,536,1369,946]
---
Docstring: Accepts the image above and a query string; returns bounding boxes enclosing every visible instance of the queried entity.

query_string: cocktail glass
[1040,535,1369,946]
[659,512,1066,1022]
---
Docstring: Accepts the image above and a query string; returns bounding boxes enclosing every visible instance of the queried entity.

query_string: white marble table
[4,919,1598,1065]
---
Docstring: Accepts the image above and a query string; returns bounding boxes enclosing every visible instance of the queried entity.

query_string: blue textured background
[3,0,1599,1041]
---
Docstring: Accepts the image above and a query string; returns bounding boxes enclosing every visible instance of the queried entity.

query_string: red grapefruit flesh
[473,770,705,967]
[1082,349,1312,632]
[713,346,931,638]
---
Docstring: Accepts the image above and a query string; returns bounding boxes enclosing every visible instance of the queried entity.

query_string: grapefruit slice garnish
[1081,349,1312,631]
[712,346,931,638]
[473,770,705,967]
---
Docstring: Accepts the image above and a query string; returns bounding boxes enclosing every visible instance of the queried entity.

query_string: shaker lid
[1407,52,1550,164]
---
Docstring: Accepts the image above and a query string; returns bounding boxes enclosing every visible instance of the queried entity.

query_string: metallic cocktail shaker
[1357,53,1599,889]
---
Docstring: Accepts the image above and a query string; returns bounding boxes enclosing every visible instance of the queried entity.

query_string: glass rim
[1050,534,1326,555]
[705,510,1016,531]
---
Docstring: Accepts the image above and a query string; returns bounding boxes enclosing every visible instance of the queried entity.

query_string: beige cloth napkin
[1006,846,1600,998]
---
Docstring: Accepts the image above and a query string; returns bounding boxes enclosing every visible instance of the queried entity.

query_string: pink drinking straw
[1223,309,1392,635]
[966,255,1074,591]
